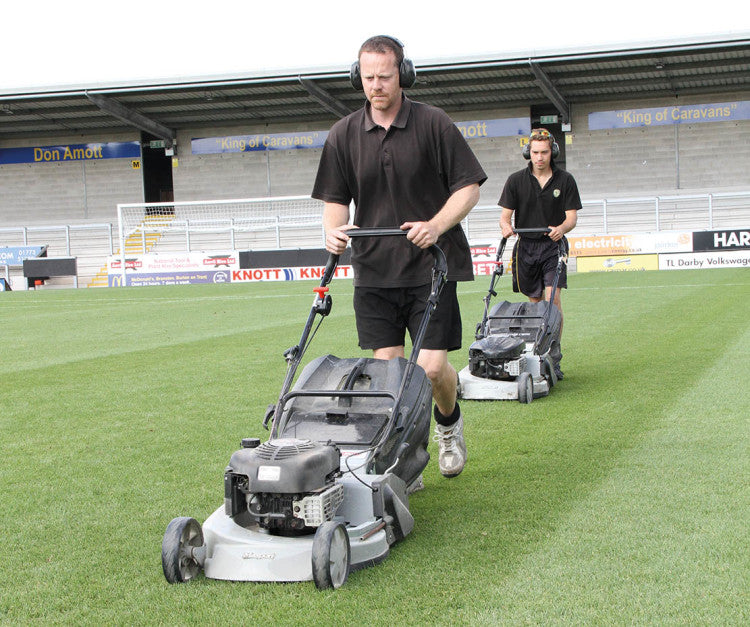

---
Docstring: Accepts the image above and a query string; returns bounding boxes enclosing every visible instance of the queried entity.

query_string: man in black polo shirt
[312,35,487,480]
[498,128,581,379]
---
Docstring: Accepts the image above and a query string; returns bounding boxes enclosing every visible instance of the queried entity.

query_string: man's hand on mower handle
[401,221,440,249]
[500,223,515,239]
[547,224,566,241]
[325,224,359,255]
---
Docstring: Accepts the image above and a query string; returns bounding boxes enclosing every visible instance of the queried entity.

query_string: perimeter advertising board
[109,246,505,286]
[107,251,353,286]
[692,229,750,252]
[567,232,693,257]
[572,228,750,272]
[659,250,750,270]
[108,252,239,287]
[577,254,659,273]
[470,244,506,276]
[0,246,48,265]
[108,228,748,286]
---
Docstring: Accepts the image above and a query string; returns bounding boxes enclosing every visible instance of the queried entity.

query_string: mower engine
[224,438,343,534]
[468,335,527,380]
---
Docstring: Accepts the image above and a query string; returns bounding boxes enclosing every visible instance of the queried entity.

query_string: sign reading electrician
[589,101,750,130]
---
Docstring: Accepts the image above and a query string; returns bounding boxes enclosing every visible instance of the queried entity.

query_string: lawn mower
[162,228,447,589]
[458,228,566,403]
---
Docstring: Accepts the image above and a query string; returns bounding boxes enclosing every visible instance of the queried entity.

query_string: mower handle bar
[498,228,551,252]
[513,227,551,235]
[321,227,448,286]
[269,227,447,437]
[499,228,566,254]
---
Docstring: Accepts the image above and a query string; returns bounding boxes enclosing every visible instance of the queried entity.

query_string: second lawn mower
[458,228,566,403]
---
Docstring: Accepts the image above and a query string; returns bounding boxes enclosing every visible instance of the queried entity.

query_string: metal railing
[0,222,115,254]
[0,223,114,289]
[2,190,748,288]
[463,191,750,241]
[114,190,750,256]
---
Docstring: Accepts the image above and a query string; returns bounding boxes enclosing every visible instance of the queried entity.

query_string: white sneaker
[433,414,467,477]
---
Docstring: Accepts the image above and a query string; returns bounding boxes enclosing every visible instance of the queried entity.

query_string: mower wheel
[518,372,533,404]
[312,521,351,590]
[162,516,204,583]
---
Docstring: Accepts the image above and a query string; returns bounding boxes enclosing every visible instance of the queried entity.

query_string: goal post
[115,195,327,285]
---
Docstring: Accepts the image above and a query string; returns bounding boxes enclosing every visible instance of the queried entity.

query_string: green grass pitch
[1,268,748,624]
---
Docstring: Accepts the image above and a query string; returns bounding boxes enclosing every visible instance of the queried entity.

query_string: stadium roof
[1,34,749,147]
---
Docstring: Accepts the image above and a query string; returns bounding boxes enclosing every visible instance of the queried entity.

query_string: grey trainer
[433,415,467,477]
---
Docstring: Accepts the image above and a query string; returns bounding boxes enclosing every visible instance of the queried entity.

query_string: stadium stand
[1,35,748,287]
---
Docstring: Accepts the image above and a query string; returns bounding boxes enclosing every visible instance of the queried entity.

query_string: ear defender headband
[522,128,560,159]
[350,35,417,91]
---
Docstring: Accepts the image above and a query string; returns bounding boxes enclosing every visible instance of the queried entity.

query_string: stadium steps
[87,215,175,288]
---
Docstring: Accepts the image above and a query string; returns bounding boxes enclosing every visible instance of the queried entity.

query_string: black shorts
[512,237,568,298]
[353,281,462,352]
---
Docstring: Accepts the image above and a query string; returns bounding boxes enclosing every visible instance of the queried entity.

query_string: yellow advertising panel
[577,254,659,273]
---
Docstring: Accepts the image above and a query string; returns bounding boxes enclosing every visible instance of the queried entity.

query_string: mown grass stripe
[468,325,749,625]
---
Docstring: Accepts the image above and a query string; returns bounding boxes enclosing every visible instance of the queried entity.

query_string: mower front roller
[162,517,206,583]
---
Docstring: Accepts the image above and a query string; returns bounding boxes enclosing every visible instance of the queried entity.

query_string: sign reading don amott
[0,141,140,165]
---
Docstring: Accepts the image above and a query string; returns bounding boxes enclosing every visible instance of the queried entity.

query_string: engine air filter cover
[227,438,340,493]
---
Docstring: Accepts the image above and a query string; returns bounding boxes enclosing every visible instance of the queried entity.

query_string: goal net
[116,195,326,254]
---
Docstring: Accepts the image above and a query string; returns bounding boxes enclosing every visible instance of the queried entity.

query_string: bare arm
[548,209,578,242]
[401,183,481,249]
[323,202,352,254]
[499,207,515,239]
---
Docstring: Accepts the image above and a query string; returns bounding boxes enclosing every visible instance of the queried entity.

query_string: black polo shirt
[312,97,487,287]
[498,162,582,238]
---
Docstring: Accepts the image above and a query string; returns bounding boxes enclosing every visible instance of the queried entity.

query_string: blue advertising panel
[0,246,47,265]
[192,131,329,154]
[589,101,750,130]
[192,117,531,155]
[454,117,531,139]
[0,141,140,165]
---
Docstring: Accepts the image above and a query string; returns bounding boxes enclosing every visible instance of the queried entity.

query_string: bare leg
[372,346,405,360]
[374,347,457,416]
[416,348,457,417]
[375,345,466,477]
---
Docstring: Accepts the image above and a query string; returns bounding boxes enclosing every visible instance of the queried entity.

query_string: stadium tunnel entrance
[141,132,174,209]
[530,105,566,171]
